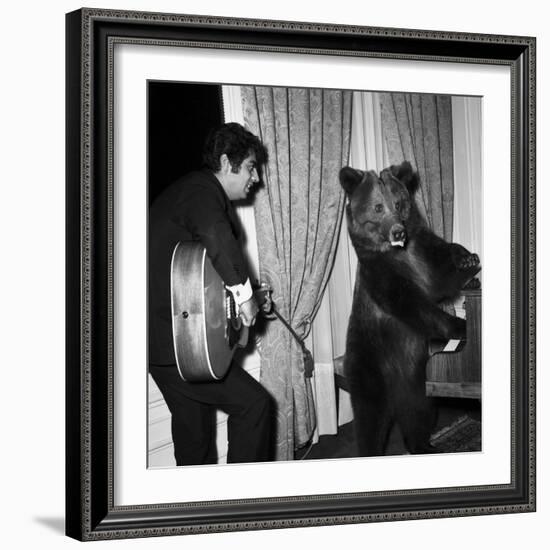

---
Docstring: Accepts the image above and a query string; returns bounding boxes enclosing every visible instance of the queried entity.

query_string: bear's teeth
[391,240,405,247]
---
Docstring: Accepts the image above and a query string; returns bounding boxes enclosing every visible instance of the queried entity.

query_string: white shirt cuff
[226,278,253,306]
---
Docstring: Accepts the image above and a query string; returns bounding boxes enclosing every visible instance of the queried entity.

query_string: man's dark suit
[148,169,272,465]
[149,169,250,365]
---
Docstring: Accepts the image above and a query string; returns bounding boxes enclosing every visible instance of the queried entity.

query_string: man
[149,122,273,466]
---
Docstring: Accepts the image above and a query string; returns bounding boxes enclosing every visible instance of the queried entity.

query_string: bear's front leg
[426,310,467,344]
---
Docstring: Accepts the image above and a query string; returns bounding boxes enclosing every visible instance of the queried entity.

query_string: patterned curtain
[241,86,352,460]
[379,93,454,240]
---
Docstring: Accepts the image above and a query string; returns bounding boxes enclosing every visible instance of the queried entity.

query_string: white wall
[1,1,546,549]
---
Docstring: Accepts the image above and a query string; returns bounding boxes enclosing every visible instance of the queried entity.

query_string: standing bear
[339,161,481,456]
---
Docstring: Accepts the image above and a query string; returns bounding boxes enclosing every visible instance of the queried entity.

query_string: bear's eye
[395,201,401,211]
[374,204,384,213]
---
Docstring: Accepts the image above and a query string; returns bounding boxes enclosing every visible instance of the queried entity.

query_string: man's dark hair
[203,122,268,174]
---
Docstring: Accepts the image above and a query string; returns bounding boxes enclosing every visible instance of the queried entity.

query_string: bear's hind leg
[395,389,438,455]
[350,388,393,457]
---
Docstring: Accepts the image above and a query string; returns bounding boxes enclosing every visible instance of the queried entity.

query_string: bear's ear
[390,161,420,194]
[339,167,364,195]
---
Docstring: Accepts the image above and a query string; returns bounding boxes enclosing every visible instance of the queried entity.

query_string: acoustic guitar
[170,241,268,382]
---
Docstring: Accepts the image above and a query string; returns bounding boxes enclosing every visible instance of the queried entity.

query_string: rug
[430,415,481,453]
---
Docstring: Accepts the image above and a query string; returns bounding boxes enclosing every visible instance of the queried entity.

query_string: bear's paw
[451,245,480,272]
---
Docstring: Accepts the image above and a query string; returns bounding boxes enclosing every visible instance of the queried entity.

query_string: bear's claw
[452,248,480,271]
[457,252,480,271]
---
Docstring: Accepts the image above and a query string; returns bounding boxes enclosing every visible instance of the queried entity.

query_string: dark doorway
[148,81,224,204]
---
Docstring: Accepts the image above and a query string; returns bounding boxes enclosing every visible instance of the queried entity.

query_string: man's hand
[260,292,273,314]
[255,283,273,314]
[239,297,259,327]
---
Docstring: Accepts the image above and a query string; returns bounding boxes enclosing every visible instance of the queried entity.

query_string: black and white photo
[146,83,484,468]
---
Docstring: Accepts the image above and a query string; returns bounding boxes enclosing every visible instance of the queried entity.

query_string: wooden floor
[296,397,481,460]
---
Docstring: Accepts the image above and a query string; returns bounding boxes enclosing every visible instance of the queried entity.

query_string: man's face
[224,153,260,201]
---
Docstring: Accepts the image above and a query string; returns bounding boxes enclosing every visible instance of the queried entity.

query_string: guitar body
[170,241,248,382]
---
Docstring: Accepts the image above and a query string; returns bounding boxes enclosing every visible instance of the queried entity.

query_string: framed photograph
[66,7,536,541]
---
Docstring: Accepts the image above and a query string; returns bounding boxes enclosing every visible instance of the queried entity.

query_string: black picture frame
[65,7,536,541]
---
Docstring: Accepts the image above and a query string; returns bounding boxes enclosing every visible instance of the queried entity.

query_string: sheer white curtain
[451,97,483,263]
[308,92,387,437]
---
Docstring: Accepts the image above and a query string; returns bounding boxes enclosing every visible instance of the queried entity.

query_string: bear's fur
[340,161,481,456]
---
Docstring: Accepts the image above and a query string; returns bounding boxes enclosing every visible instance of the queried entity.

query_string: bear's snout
[390,224,407,247]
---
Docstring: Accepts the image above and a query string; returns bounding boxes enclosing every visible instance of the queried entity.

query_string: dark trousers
[149,364,274,466]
